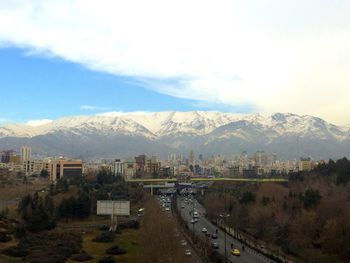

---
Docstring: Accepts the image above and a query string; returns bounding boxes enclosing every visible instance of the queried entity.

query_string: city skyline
[1,1,350,125]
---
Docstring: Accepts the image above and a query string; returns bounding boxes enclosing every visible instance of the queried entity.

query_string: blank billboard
[97,200,130,216]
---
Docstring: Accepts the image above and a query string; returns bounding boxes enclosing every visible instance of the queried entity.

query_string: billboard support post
[97,200,130,232]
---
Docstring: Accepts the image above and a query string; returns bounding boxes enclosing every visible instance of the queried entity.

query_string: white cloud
[80,105,108,111]
[26,119,53,126]
[0,1,350,124]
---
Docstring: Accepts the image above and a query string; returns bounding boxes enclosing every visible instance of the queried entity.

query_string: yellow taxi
[231,249,241,256]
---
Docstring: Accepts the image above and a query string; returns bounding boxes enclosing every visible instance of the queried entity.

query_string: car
[205,232,211,237]
[201,227,208,233]
[211,242,219,249]
[185,249,192,256]
[231,249,241,256]
[165,207,170,211]
[190,219,196,224]
[180,240,187,246]
[211,233,218,239]
[137,208,145,216]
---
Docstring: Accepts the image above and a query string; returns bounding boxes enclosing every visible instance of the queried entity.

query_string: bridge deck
[126,177,288,184]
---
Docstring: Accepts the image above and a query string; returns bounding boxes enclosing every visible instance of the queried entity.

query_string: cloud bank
[0,0,350,124]
[80,105,108,111]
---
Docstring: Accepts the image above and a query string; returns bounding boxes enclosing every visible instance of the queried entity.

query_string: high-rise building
[113,159,124,176]
[146,156,161,176]
[134,154,146,177]
[189,150,195,165]
[1,150,16,163]
[254,151,267,167]
[21,146,32,162]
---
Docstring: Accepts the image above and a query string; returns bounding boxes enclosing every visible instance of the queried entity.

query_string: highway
[177,196,276,263]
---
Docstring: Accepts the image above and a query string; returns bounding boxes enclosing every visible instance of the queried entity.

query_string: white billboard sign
[97,200,130,216]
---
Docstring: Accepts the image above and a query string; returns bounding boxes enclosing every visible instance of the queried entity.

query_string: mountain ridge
[1,111,349,159]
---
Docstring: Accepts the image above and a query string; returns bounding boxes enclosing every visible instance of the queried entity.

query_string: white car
[185,249,192,256]
[201,227,208,233]
[180,240,187,246]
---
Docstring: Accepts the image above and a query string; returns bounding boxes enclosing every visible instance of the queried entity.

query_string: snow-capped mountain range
[0,111,349,159]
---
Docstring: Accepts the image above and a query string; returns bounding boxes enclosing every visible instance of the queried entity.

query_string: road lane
[178,196,276,263]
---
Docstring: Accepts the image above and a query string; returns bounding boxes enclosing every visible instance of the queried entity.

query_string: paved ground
[178,196,276,263]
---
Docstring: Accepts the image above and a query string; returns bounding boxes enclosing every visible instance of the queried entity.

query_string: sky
[0,0,350,126]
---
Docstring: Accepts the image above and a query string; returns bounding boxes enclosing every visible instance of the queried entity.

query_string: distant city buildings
[0,150,16,163]
[0,145,324,181]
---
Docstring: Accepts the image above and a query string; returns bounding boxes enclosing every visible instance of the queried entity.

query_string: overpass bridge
[127,177,288,195]
[126,177,288,184]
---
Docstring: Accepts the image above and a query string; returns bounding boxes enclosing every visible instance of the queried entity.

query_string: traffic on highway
[178,195,276,263]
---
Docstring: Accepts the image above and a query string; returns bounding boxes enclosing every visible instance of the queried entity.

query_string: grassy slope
[65,227,141,263]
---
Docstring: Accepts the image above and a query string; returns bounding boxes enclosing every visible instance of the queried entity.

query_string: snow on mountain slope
[0,124,43,137]
[0,111,348,141]
[96,111,239,135]
[0,115,156,139]
[256,113,347,141]
[155,111,239,136]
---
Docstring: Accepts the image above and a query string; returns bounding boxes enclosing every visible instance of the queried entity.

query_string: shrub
[4,246,28,257]
[119,220,139,230]
[93,232,115,243]
[4,231,82,263]
[0,232,12,242]
[106,245,127,255]
[70,251,94,262]
[98,256,115,263]
[0,255,24,263]
[99,225,110,231]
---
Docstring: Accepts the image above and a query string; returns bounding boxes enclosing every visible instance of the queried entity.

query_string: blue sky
[0,47,252,124]
[0,1,350,125]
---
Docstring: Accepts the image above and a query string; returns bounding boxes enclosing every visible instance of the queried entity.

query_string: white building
[113,159,124,177]
[21,145,31,162]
